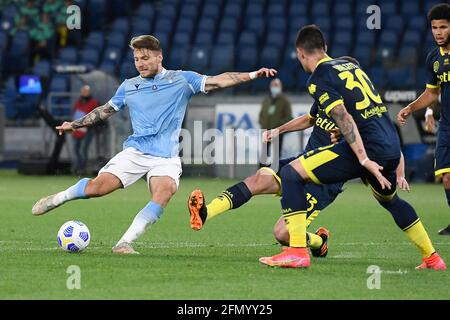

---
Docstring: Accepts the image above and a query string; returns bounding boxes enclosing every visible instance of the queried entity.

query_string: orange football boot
[188,189,208,230]
[310,227,330,258]
[259,247,310,268]
[415,252,447,270]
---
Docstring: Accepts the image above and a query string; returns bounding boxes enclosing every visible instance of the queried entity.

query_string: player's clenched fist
[262,129,279,143]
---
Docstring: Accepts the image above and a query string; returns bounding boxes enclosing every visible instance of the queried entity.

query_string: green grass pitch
[0,170,449,299]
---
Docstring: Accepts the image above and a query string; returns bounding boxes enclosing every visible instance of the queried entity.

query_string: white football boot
[32,194,63,216]
[112,242,140,254]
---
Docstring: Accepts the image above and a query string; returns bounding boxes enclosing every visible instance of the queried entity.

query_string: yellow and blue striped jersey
[425,47,450,128]
[305,102,340,151]
[306,57,400,160]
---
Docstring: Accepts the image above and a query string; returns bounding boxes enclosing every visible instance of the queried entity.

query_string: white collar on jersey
[139,68,167,81]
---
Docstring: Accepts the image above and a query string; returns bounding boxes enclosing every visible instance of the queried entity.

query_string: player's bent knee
[273,218,289,246]
[243,175,258,194]
[376,194,399,208]
[279,164,303,183]
[245,172,281,195]
[85,176,121,197]
[152,189,176,207]
[84,180,105,197]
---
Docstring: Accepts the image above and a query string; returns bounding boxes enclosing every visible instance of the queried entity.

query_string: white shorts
[99,147,182,188]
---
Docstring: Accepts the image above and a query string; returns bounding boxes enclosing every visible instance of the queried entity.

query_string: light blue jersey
[109,68,207,157]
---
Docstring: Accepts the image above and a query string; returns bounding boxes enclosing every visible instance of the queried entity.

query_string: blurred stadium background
[0,0,446,181]
[1,0,450,300]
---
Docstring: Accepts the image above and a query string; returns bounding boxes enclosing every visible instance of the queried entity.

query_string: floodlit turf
[0,169,449,299]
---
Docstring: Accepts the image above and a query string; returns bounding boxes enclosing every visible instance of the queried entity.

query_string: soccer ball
[57,220,90,253]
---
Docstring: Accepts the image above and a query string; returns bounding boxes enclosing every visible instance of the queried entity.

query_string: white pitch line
[1,241,449,252]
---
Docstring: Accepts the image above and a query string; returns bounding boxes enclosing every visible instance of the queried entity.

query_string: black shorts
[259,154,344,224]
[435,127,450,177]
[298,142,399,200]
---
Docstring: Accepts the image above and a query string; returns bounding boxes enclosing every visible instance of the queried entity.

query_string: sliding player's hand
[329,128,341,144]
[397,106,411,126]
[397,176,410,192]
[424,114,436,134]
[363,159,392,190]
[56,121,74,135]
[262,129,279,143]
[254,68,277,78]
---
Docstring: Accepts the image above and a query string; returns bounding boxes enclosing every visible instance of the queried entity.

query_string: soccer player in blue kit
[259,25,446,270]
[31,35,276,254]
[398,3,450,236]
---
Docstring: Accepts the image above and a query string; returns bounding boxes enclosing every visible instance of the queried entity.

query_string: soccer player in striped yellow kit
[398,3,450,236]
[257,25,445,269]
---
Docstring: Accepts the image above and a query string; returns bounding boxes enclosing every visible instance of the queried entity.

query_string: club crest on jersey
[434,61,440,73]
[445,58,449,66]
[152,85,158,90]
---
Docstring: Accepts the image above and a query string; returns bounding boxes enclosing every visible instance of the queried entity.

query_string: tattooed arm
[56,102,117,135]
[204,68,277,92]
[330,104,392,190]
[329,104,366,160]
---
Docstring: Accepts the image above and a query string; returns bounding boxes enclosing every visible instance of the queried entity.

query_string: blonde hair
[129,35,161,51]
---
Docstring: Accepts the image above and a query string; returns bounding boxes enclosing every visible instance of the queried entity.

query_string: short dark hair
[295,24,326,53]
[338,56,360,67]
[129,35,162,51]
[427,3,450,22]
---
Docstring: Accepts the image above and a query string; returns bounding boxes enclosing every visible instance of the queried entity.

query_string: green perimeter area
[0,170,448,299]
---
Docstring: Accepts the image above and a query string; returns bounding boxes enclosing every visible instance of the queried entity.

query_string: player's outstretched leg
[32,178,90,215]
[32,173,122,216]
[188,171,279,230]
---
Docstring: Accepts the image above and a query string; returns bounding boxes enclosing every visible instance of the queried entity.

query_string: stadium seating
[194,32,214,46]
[0,31,8,52]
[188,45,210,73]
[84,31,105,52]
[2,0,450,121]
[80,48,100,68]
[57,47,78,65]
[48,75,71,117]
[32,60,51,79]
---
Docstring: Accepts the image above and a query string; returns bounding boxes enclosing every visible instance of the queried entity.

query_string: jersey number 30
[338,69,382,110]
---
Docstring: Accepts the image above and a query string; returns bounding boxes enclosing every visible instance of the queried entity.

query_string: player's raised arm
[263,114,313,143]
[263,116,312,143]
[204,68,277,92]
[56,102,117,135]
[330,104,392,190]
[397,86,440,126]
